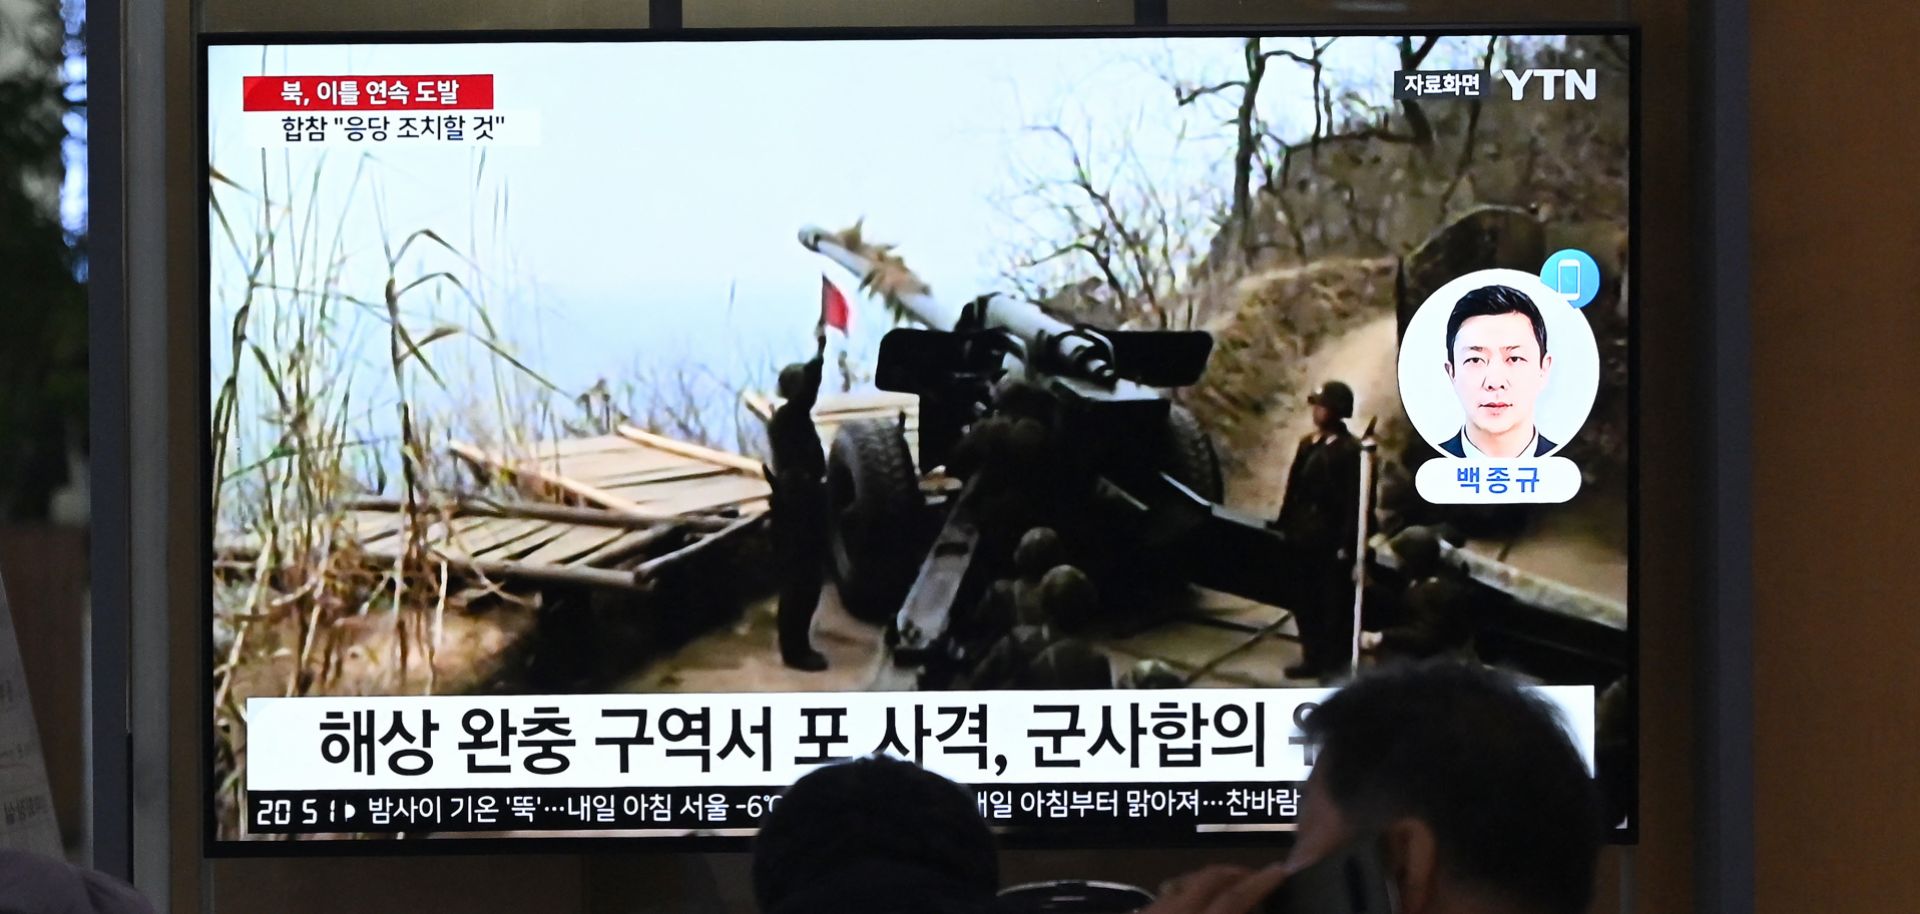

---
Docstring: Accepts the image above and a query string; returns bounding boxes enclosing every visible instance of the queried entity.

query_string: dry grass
[206,148,778,839]
[206,151,562,838]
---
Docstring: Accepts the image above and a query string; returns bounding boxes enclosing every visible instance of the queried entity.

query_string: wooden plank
[590,465,735,489]
[307,544,646,590]
[456,557,641,591]
[512,434,635,459]
[616,477,770,516]
[221,526,652,593]
[634,514,766,582]
[363,511,489,555]
[449,440,678,521]
[350,511,406,545]
[444,518,557,558]
[616,425,763,475]
[817,407,917,423]
[818,391,919,411]
[515,525,634,566]
[419,513,494,549]
[371,524,562,566]
[746,390,918,419]
[535,448,689,480]
[484,523,577,562]
[576,524,688,568]
[342,497,725,532]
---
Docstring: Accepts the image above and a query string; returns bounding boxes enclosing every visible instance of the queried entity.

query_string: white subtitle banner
[247,687,1595,792]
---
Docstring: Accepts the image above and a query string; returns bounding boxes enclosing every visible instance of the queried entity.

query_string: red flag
[821,275,851,333]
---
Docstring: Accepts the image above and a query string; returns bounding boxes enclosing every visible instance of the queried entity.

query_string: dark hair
[1301,661,1603,914]
[753,756,999,911]
[1445,285,1548,362]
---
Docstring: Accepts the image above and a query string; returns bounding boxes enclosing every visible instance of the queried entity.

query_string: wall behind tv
[1750,2,1920,912]
[142,2,1699,912]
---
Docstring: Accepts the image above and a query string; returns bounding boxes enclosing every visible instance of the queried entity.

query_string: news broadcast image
[203,32,1634,846]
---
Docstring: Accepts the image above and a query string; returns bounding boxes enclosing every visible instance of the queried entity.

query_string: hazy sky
[204,35,1508,472]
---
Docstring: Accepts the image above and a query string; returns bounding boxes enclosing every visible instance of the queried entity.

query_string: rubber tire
[1160,403,1224,504]
[825,418,926,625]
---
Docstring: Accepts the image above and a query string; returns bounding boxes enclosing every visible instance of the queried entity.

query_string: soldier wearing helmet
[954,561,1106,690]
[1361,525,1477,662]
[767,324,830,671]
[1274,380,1363,681]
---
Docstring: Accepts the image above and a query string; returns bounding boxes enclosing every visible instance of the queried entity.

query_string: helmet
[1003,417,1049,466]
[777,363,810,400]
[1014,527,1066,578]
[1024,639,1114,690]
[1308,381,1355,419]
[1037,565,1099,633]
[993,379,1053,422]
[1389,525,1443,577]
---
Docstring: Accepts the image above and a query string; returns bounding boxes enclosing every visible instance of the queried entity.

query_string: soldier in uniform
[1274,380,1362,681]
[946,380,1058,559]
[1009,527,1067,627]
[767,325,830,671]
[1361,525,1477,661]
[955,564,1106,690]
[949,526,1066,656]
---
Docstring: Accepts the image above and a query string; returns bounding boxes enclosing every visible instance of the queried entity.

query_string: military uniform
[1370,526,1475,661]
[954,559,1105,690]
[957,627,1111,690]
[1275,382,1362,678]
[769,340,829,671]
[1375,574,1475,660]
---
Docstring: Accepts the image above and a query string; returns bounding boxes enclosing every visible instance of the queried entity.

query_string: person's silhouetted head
[754,756,998,914]
[1288,661,1603,914]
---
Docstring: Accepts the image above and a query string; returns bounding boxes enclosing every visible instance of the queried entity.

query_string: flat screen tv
[201,26,1637,853]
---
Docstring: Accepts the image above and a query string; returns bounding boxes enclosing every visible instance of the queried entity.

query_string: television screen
[203,28,1635,850]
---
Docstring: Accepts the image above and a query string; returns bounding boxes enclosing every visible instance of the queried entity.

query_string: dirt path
[1225,314,1401,516]
[1463,492,1630,603]
[615,586,887,694]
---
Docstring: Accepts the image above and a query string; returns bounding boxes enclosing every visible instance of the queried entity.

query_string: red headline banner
[242,75,495,112]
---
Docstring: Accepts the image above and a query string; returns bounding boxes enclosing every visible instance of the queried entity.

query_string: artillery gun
[798,226,1309,681]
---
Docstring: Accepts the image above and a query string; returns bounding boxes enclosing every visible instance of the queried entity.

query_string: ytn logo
[1498,68,1598,101]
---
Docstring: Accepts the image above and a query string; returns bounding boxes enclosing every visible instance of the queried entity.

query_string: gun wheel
[825,418,926,626]
[1160,403,1224,503]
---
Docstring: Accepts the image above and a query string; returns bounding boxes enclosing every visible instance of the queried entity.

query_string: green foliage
[0,0,85,520]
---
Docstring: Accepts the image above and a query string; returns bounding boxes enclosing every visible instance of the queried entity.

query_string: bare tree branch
[1174,80,1248,105]
[1397,36,1439,150]
[1437,36,1501,217]
[999,113,1210,329]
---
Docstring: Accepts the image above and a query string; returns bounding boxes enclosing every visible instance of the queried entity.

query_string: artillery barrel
[799,225,1117,385]
[798,225,965,330]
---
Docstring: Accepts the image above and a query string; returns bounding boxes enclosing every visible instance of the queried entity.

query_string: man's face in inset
[1444,312,1553,440]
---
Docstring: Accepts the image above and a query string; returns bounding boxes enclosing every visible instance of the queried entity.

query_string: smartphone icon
[1556,258,1581,302]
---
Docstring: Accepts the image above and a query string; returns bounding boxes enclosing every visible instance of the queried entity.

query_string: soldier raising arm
[769,324,829,477]
[768,322,831,671]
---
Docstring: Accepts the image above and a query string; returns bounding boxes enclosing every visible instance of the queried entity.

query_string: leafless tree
[1170,36,1346,263]
[998,121,1214,330]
